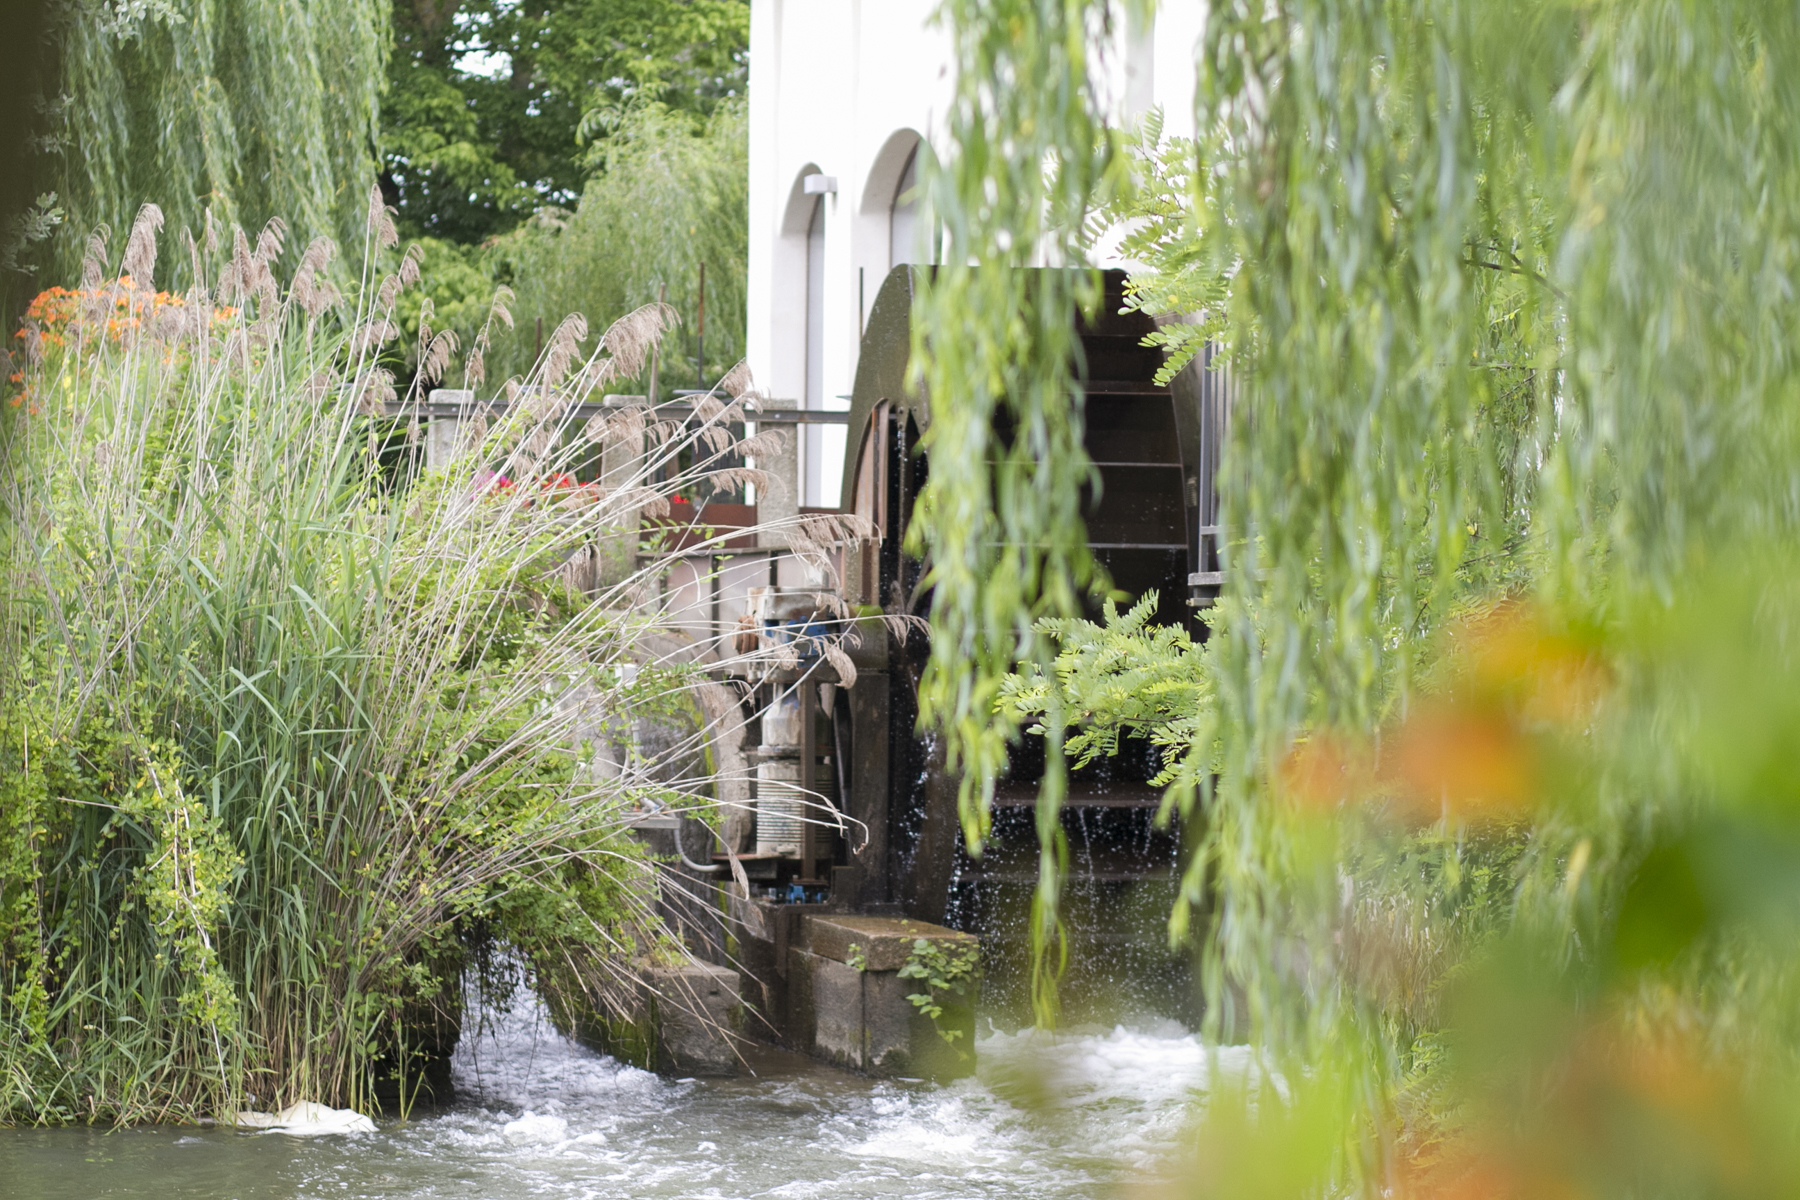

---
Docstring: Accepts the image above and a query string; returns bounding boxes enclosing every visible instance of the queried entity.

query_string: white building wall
[746,0,1201,507]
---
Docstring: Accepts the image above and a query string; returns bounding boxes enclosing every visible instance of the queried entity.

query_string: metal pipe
[397,397,849,423]
[673,816,723,874]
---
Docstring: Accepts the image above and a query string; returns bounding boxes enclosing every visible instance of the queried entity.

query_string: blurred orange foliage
[1277,602,1610,825]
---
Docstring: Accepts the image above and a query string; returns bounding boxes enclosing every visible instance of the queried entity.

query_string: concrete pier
[730,904,979,1079]
[577,962,745,1075]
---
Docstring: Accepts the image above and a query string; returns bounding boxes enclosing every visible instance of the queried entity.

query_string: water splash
[1,988,1238,1199]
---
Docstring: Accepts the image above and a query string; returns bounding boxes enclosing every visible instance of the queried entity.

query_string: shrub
[0,195,791,1121]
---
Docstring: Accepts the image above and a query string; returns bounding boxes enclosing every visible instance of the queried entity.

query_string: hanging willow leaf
[41,1,386,288]
[913,0,1152,1029]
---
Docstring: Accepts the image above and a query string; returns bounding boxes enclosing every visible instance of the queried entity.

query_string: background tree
[0,0,61,333]
[380,1,749,395]
[382,0,749,244]
[481,95,747,387]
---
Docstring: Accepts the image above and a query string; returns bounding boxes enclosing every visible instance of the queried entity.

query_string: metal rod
[696,262,706,391]
[397,398,849,423]
[641,548,783,561]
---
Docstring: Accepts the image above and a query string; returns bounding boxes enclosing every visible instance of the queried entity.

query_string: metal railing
[387,390,851,424]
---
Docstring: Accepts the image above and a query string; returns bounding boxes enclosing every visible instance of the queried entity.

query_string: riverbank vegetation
[0,197,765,1122]
[921,0,1800,1193]
[0,0,774,1127]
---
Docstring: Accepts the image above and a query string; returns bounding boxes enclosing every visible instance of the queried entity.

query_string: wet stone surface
[804,915,979,973]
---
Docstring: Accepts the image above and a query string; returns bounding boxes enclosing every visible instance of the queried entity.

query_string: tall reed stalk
[0,194,865,1122]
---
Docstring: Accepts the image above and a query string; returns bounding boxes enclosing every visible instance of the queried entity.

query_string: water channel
[1,991,1238,1199]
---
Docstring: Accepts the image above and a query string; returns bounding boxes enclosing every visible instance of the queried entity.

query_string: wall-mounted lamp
[802,174,838,195]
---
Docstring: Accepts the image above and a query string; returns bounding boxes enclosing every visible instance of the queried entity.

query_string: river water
[1,994,1240,1199]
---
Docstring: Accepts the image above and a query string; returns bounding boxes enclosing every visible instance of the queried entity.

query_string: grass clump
[0,193,782,1123]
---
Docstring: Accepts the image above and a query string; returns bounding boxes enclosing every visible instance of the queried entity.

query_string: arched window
[889,143,920,269]
[805,192,824,411]
[803,192,825,505]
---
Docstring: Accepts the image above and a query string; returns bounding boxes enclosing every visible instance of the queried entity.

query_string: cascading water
[1,985,1245,1198]
[945,793,1193,1025]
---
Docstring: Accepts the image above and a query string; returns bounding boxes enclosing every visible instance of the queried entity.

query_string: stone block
[864,966,978,1078]
[862,966,917,1072]
[784,946,818,1054]
[724,910,979,1079]
[797,913,979,1081]
[811,955,867,1069]
[803,914,978,972]
[645,963,742,1075]
[727,896,835,1047]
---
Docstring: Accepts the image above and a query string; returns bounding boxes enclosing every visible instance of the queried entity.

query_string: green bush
[0,198,757,1122]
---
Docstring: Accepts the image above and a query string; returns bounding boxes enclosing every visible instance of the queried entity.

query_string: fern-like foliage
[1095,109,1235,385]
[998,593,1218,795]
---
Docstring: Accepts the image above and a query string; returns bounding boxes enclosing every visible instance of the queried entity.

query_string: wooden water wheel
[829,266,1221,1021]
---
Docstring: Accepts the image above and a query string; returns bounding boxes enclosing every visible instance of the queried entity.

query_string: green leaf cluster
[898,937,980,1045]
[999,592,1216,785]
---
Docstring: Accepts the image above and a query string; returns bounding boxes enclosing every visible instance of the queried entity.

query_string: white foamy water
[1,992,1236,1199]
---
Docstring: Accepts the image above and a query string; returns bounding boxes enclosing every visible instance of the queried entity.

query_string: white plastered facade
[744,0,1206,506]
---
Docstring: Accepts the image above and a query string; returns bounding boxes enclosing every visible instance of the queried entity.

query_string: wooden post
[800,674,818,883]
[848,665,890,906]
[710,553,722,660]
[649,283,664,403]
